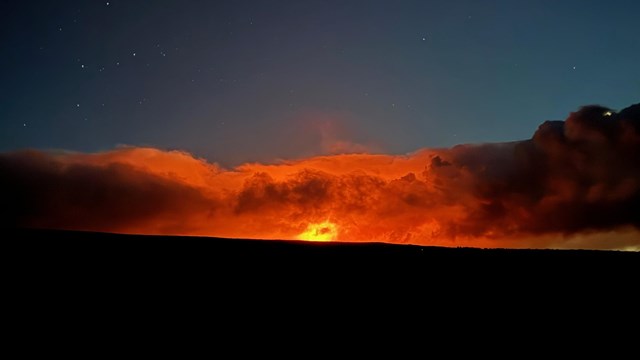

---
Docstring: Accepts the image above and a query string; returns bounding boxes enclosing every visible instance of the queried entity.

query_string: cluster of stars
[73,44,175,76]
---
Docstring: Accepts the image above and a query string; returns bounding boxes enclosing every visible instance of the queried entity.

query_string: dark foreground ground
[6,227,636,299]
[6,227,637,271]
[8,227,639,255]
[5,226,638,297]
[4,227,639,333]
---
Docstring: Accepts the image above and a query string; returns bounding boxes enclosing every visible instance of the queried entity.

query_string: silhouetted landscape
[8,227,636,265]
[6,226,638,311]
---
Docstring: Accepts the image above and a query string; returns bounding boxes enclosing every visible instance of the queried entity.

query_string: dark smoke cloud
[438,103,640,238]
[1,103,638,250]
[0,150,218,234]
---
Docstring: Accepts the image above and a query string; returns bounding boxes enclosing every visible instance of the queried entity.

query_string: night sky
[3,0,638,166]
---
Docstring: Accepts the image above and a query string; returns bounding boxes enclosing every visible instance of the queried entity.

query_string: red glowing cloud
[2,103,639,250]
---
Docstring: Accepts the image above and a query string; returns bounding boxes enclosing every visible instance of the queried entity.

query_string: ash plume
[1,103,638,250]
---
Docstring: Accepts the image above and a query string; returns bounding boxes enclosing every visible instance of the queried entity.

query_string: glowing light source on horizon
[297,221,338,242]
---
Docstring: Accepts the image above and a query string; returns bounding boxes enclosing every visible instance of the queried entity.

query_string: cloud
[2,103,638,250]
[0,149,220,234]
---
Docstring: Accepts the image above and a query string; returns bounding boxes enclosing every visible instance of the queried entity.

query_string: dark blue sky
[2,0,639,166]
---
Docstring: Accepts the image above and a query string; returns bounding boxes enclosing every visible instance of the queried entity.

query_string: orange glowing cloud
[1,103,639,250]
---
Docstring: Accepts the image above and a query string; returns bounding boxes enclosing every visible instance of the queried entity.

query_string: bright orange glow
[8,141,640,250]
[297,221,338,242]
[0,148,508,248]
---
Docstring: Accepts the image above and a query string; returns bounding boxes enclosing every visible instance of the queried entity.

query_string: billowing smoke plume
[2,103,639,250]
